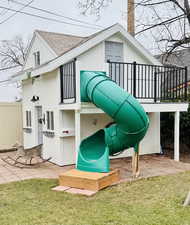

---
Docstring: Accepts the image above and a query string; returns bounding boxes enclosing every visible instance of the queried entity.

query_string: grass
[1,172,190,225]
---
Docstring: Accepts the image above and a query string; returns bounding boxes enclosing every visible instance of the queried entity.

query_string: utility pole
[127,0,135,36]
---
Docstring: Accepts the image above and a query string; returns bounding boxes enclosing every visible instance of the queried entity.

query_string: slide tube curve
[77,71,149,172]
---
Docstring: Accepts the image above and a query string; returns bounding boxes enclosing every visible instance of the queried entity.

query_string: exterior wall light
[30,95,39,102]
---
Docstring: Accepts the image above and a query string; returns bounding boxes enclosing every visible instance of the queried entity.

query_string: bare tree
[78,0,112,18]
[78,0,135,36]
[78,0,190,58]
[0,35,29,71]
[135,0,190,58]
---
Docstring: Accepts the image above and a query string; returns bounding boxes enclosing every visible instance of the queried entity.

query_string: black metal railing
[60,59,76,103]
[108,60,188,102]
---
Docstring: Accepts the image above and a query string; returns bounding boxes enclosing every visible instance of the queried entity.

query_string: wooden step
[59,169,120,191]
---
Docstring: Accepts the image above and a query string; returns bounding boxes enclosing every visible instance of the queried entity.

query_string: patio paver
[1,151,190,184]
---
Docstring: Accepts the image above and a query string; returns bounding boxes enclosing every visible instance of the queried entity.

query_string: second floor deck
[60,59,188,105]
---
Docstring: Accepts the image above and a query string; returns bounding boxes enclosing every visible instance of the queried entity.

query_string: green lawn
[1,172,190,225]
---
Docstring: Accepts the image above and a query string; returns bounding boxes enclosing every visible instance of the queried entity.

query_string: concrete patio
[1,152,190,185]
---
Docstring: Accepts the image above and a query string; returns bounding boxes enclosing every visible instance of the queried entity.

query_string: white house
[12,23,188,166]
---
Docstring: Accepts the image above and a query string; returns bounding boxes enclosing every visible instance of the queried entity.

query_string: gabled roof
[22,25,113,71]
[36,30,87,56]
[35,24,116,57]
[22,31,57,69]
[13,23,162,80]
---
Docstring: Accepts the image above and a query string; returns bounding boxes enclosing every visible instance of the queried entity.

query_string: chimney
[127,0,135,36]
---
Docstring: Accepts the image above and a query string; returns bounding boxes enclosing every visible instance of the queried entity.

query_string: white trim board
[59,102,188,113]
[142,103,188,112]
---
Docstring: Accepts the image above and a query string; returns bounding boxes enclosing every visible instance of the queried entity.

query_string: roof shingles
[36,30,87,56]
[35,24,116,57]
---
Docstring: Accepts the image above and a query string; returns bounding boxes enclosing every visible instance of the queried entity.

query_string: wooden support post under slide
[174,111,180,161]
[132,144,140,178]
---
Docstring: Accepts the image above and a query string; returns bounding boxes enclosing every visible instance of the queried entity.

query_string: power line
[0,0,34,25]
[0,81,19,88]
[136,14,185,35]
[0,5,101,30]
[0,8,8,16]
[0,78,15,86]
[0,65,20,71]
[0,78,11,83]
[0,1,11,16]
[10,0,104,29]
[0,76,21,85]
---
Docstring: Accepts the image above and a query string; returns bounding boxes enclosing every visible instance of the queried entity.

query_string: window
[26,110,32,127]
[46,111,54,130]
[105,41,123,62]
[34,51,40,66]
[105,41,124,88]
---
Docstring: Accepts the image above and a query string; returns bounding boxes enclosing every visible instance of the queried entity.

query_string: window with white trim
[26,110,32,127]
[34,51,40,66]
[105,41,123,62]
[46,111,54,130]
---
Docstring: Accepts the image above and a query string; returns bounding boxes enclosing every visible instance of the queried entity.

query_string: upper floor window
[34,51,40,66]
[105,41,123,62]
[26,110,32,127]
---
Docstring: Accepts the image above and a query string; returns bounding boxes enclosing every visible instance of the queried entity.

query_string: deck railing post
[73,58,77,103]
[60,65,63,103]
[185,66,188,101]
[154,72,157,102]
[133,61,137,98]
[107,60,111,78]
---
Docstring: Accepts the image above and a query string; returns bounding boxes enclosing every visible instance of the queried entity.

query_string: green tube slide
[77,71,149,173]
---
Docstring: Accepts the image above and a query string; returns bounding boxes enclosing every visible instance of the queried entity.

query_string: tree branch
[136,14,185,35]
[0,35,29,71]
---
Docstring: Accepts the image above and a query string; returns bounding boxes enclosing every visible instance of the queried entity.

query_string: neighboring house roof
[12,23,162,80]
[156,48,190,68]
[36,30,88,56]
[156,49,190,82]
[156,50,189,93]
